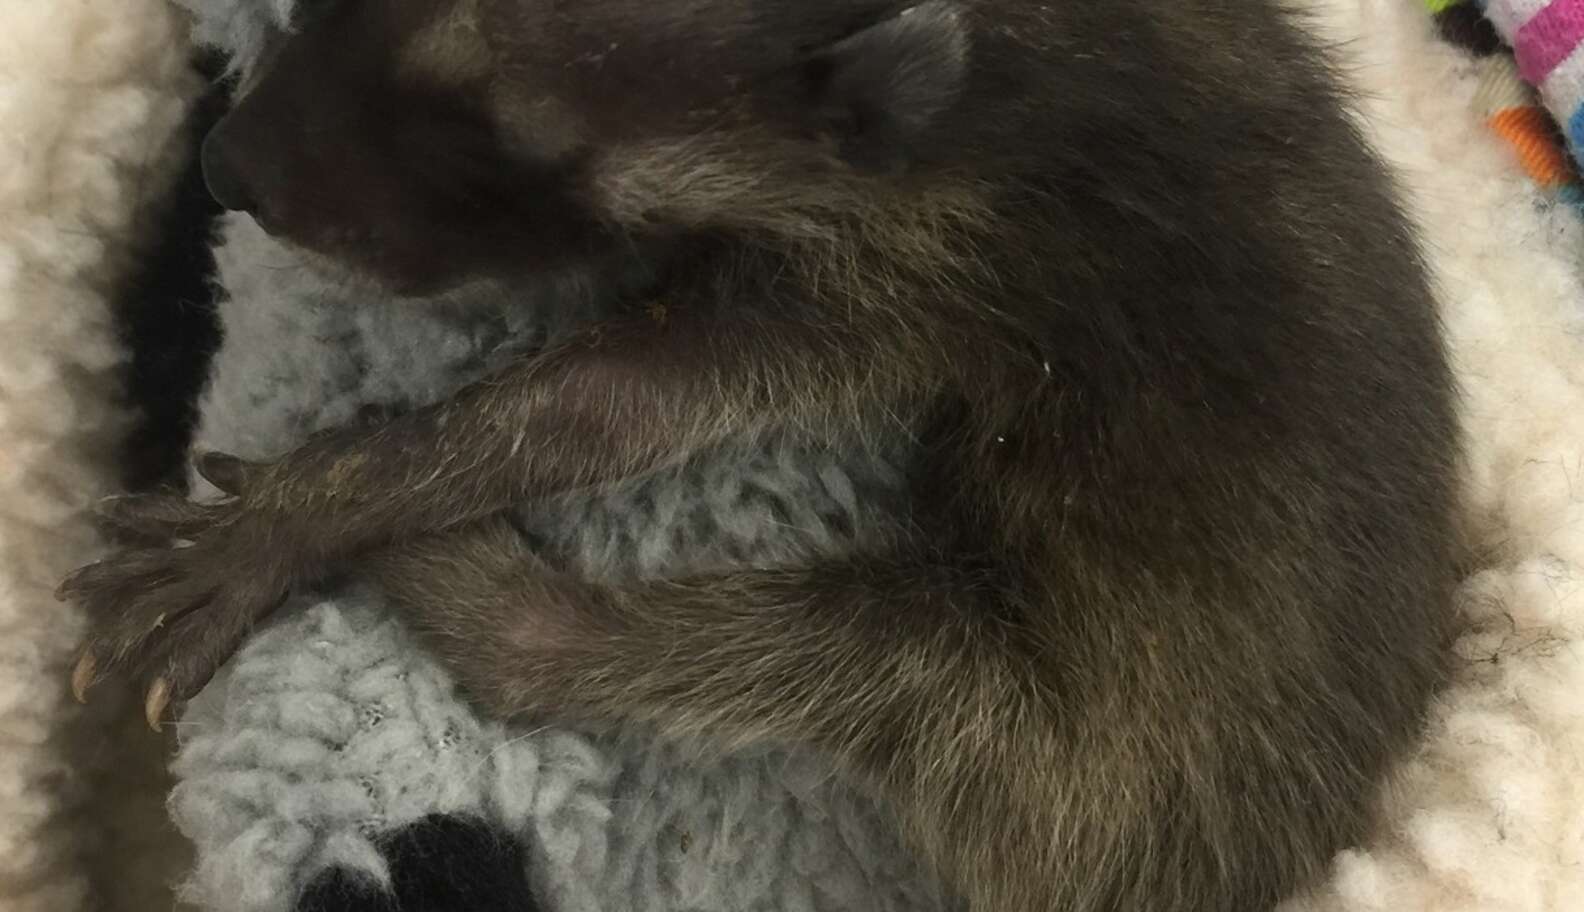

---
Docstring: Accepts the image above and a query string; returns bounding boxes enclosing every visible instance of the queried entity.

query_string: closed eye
[293,0,350,29]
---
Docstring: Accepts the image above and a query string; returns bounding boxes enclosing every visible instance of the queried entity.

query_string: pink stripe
[1515,0,1584,85]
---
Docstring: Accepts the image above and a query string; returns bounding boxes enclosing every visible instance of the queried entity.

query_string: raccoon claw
[144,677,172,732]
[71,652,97,704]
[194,451,263,497]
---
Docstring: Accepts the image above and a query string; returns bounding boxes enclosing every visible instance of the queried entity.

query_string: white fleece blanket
[2,1,1581,910]
[0,3,198,910]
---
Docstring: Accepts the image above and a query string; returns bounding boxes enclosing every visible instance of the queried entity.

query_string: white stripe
[1539,36,1584,119]
[1485,0,1558,40]
[1474,56,1535,116]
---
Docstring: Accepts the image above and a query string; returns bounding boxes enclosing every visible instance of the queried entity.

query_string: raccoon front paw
[59,453,293,729]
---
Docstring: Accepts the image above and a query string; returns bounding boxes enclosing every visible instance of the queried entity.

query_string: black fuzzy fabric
[114,49,228,492]
[1434,2,1503,58]
[295,815,542,912]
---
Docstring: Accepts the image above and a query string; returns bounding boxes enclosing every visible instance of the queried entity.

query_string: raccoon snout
[200,128,258,217]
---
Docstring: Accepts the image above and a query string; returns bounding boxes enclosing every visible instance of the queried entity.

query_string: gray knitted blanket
[163,2,946,910]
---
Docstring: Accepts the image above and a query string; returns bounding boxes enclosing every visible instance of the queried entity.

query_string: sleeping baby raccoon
[63,1,1461,910]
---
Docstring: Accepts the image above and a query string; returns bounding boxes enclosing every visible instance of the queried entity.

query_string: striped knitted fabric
[1427,0,1584,206]
[1487,0,1584,160]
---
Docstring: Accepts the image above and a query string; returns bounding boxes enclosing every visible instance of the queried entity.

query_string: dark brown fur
[62,2,1461,910]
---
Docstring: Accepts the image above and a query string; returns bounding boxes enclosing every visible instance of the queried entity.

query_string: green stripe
[1424,0,1469,12]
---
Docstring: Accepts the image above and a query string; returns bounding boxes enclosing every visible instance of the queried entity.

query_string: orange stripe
[1488,106,1576,187]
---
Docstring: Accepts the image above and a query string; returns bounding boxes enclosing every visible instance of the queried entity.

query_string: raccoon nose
[200,128,258,215]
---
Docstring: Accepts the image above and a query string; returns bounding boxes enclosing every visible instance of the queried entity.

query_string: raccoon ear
[804,1,969,172]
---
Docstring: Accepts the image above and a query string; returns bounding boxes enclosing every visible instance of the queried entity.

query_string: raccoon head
[200,0,973,294]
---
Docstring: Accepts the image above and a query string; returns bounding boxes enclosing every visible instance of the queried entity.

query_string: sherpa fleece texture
[32,0,1584,909]
[0,2,200,911]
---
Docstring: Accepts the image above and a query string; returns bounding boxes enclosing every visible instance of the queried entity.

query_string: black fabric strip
[295,815,542,912]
